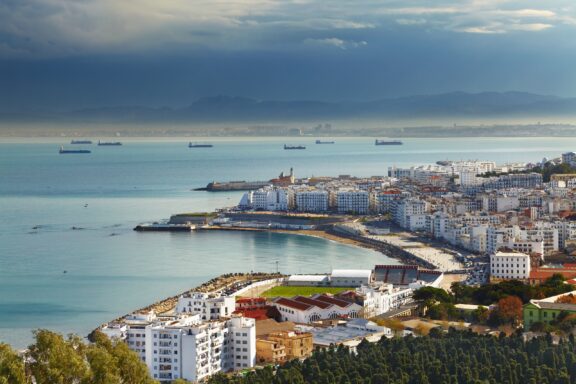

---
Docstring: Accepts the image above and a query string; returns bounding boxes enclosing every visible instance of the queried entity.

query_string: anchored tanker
[284,144,306,150]
[375,139,403,146]
[59,146,91,154]
[98,140,123,146]
[189,142,214,148]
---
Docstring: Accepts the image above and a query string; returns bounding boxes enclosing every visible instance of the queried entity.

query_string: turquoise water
[1,136,576,348]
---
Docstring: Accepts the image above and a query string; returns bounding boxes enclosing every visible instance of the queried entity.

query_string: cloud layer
[0,0,575,111]
[0,0,574,56]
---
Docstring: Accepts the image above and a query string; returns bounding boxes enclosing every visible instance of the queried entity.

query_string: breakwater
[90,272,284,339]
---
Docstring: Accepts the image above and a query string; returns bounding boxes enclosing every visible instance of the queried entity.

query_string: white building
[273,295,362,323]
[393,198,429,231]
[356,284,413,318]
[176,292,235,320]
[331,269,373,287]
[490,251,531,280]
[286,274,330,286]
[238,188,288,211]
[105,313,256,382]
[294,190,329,212]
[336,190,370,214]
[370,189,409,214]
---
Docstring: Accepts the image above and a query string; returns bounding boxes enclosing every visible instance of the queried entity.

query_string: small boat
[59,146,91,154]
[70,140,93,144]
[188,142,214,148]
[284,144,306,150]
[98,140,122,146]
[315,140,335,144]
[375,139,403,146]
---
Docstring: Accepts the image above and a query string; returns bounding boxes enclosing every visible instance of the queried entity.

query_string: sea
[1,136,575,349]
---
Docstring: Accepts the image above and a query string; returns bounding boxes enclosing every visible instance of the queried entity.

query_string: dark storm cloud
[0,0,575,111]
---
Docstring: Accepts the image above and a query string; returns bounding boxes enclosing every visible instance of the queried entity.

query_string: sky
[0,0,575,112]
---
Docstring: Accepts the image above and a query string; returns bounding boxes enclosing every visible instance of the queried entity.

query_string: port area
[135,211,469,286]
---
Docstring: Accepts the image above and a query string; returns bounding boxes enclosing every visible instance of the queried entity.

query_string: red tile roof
[293,296,332,309]
[529,270,576,280]
[313,295,351,308]
[274,297,312,311]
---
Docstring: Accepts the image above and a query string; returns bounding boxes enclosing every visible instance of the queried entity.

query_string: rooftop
[331,269,372,279]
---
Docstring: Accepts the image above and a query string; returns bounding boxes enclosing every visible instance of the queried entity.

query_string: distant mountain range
[3,91,576,122]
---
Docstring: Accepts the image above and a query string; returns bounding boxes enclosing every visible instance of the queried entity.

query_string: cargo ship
[59,146,91,154]
[284,144,306,150]
[134,222,196,232]
[375,139,403,145]
[70,140,93,144]
[189,142,214,148]
[315,140,335,144]
[98,140,122,146]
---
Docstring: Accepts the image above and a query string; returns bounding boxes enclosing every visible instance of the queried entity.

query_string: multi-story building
[370,189,410,214]
[238,188,288,211]
[490,251,531,281]
[336,190,370,214]
[562,152,576,166]
[176,292,235,320]
[104,314,256,382]
[294,190,329,212]
[353,284,414,318]
[392,198,429,231]
[483,173,543,190]
[256,331,313,364]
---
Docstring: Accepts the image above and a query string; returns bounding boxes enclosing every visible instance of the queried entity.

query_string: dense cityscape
[6,150,576,382]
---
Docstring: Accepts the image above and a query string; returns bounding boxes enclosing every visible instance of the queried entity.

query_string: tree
[0,343,26,384]
[489,296,523,326]
[110,340,156,384]
[413,287,453,304]
[27,330,90,384]
[471,306,489,324]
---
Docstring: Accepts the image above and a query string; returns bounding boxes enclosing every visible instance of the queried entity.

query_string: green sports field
[260,285,353,298]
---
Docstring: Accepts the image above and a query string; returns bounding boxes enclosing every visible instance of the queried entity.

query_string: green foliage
[531,163,576,183]
[451,275,573,306]
[477,162,576,182]
[28,330,91,384]
[413,287,453,304]
[427,303,459,321]
[4,329,158,384]
[0,343,26,384]
[208,330,576,384]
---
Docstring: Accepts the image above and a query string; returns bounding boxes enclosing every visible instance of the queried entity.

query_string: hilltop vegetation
[209,329,576,384]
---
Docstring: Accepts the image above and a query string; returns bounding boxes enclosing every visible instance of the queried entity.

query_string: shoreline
[200,225,438,270]
[91,225,466,338]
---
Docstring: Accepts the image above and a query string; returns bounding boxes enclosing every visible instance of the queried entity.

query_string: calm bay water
[1,136,576,348]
